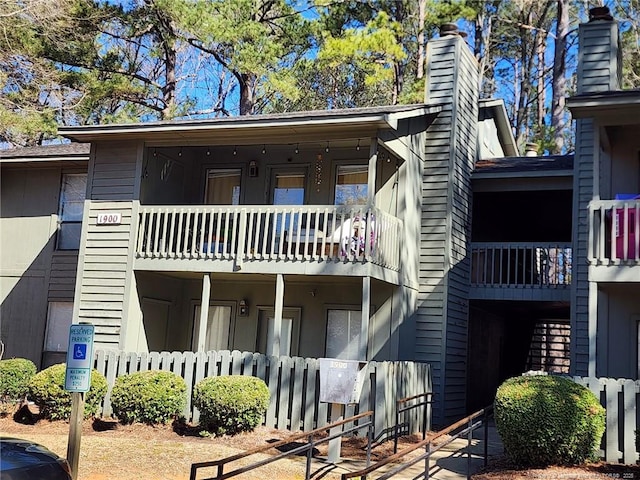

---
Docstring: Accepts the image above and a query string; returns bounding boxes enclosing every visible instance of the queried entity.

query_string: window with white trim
[205,169,241,205]
[193,304,234,352]
[335,165,368,206]
[45,302,73,352]
[57,173,86,250]
[326,309,362,360]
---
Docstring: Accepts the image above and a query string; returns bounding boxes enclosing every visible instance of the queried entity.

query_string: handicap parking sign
[65,324,95,392]
[73,343,87,360]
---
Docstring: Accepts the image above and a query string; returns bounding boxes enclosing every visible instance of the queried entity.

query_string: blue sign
[73,343,87,360]
[64,324,95,393]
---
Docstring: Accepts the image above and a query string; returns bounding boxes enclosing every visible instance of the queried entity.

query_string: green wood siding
[420,35,478,425]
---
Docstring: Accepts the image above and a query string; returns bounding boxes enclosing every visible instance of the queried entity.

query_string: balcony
[470,242,572,300]
[588,199,640,281]
[134,204,403,280]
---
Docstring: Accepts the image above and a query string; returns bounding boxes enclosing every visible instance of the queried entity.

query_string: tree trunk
[417,0,426,79]
[239,72,256,115]
[537,30,545,130]
[551,0,569,154]
[161,42,176,120]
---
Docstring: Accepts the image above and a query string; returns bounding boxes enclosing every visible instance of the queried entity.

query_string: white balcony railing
[471,242,572,287]
[588,200,640,264]
[136,205,402,271]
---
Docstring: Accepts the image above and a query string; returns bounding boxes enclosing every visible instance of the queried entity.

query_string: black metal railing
[342,406,494,480]
[394,392,432,453]
[189,411,374,480]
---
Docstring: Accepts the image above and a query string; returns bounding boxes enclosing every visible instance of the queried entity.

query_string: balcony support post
[368,139,378,207]
[196,273,211,352]
[588,281,598,377]
[272,273,285,357]
[361,277,371,360]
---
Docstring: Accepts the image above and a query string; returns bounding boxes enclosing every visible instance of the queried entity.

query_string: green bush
[0,358,37,402]
[494,375,605,467]
[27,363,107,420]
[109,370,186,425]
[193,375,269,435]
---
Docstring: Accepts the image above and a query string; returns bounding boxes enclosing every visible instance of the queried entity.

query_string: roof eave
[60,106,443,143]
[567,95,640,118]
[472,169,574,180]
[479,99,519,156]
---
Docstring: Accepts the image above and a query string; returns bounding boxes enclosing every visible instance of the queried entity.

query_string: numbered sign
[96,212,122,225]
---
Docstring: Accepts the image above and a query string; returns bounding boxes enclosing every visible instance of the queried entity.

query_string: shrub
[193,375,269,435]
[0,358,37,402]
[28,363,107,420]
[494,375,605,467]
[109,370,186,425]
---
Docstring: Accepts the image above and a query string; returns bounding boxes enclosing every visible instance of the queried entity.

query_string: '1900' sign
[97,212,122,225]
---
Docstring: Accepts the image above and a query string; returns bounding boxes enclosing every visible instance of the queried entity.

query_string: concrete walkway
[306,421,503,480]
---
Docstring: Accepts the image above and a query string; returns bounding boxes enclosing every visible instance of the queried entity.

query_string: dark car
[0,437,72,480]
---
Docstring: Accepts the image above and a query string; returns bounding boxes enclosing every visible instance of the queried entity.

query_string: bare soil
[2,407,639,480]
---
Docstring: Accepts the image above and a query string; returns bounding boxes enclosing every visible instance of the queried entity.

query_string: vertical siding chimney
[420,25,479,426]
[577,6,622,94]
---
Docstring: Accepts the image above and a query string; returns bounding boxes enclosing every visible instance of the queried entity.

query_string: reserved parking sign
[64,323,95,392]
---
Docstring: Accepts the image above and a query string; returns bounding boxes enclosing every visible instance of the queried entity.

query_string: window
[257,307,301,357]
[57,174,86,250]
[326,309,362,360]
[44,302,73,352]
[193,304,234,351]
[273,172,305,205]
[205,169,241,205]
[272,171,306,237]
[335,165,368,206]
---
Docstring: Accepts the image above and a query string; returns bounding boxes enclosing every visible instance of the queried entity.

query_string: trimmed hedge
[193,375,269,435]
[494,375,605,466]
[0,358,37,401]
[28,363,107,420]
[109,370,186,425]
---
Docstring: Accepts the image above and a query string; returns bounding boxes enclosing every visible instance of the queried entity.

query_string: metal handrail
[190,410,374,480]
[394,392,432,453]
[342,405,494,480]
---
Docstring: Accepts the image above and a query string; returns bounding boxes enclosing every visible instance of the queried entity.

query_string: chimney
[524,142,539,157]
[577,6,622,94]
[439,23,468,38]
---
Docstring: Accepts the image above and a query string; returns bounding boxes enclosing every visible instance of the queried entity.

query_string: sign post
[65,323,95,480]
[318,359,368,464]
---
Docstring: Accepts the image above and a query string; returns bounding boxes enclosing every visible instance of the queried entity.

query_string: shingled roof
[0,143,90,160]
[474,154,574,176]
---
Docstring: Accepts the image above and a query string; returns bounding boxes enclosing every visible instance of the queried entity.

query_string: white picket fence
[93,349,432,439]
[573,376,639,464]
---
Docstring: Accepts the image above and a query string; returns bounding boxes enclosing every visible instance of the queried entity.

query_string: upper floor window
[205,169,241,205]
[335,165,368,206]
[57,173,86,250]
[273,172,305,205]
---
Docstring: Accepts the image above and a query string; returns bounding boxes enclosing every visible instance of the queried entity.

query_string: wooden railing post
[236,208,247,269]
